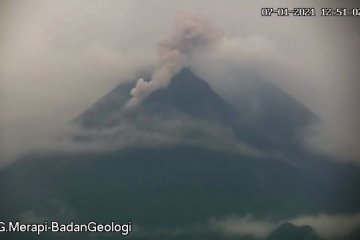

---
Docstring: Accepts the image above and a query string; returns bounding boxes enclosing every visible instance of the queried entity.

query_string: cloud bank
[290,213,360,239]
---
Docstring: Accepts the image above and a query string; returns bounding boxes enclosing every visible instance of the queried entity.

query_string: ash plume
[126,12,218,108]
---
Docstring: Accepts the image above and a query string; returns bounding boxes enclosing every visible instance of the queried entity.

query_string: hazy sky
[0,0,359,167]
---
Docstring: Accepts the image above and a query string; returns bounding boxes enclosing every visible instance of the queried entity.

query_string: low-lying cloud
[210,215,276,238]
[34,114,264,160]
[120,212,360,239]
[210,213,360,239]
[290,213,360,239]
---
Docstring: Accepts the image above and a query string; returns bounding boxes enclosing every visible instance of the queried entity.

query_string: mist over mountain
[74,68,315,153]
[1,67,360,240]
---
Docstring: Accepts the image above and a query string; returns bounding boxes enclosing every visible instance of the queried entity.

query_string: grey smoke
[126,12,218,108]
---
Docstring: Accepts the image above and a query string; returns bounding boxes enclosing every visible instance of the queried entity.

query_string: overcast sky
[0,0,359,167]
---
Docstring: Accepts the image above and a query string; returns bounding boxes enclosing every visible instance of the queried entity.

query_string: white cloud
[209,215,276,238]
[209,213,360,239]
[290,213,360,239]
[37,114,265,159]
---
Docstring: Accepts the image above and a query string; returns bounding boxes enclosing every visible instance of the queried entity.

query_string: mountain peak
[75,68,239,128]
[141,68,239,124]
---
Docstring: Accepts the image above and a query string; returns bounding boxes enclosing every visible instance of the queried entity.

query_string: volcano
[75,69,239,128]
[2,69,360,240]
[75,68,315,151]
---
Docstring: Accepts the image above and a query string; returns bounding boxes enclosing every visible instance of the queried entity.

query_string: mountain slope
[75,69,240,128]
[73,81,134,128]
[142,69,239,125]
[74,68,315,152]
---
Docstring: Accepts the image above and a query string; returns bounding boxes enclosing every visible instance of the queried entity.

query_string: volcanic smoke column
[126,12,218,108]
